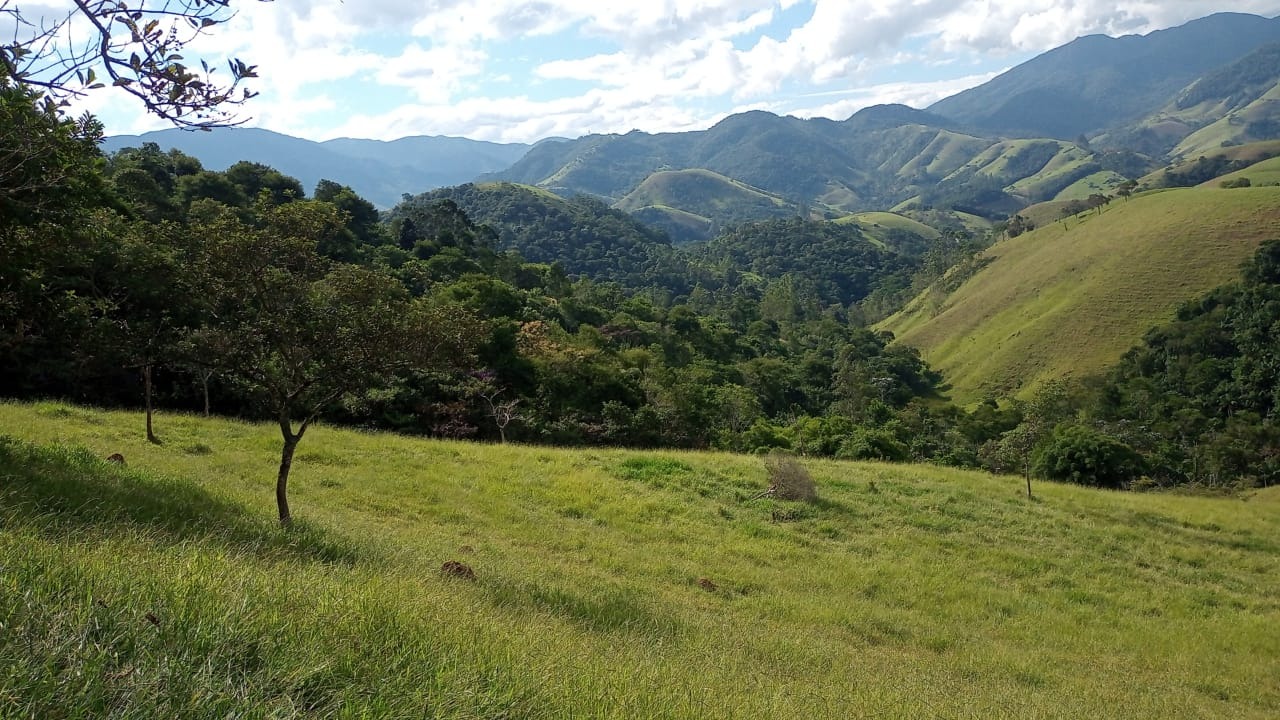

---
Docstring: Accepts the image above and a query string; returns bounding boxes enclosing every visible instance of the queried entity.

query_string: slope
[3,401,1278,719]
[1208,155,1280,187]
[928,12,1280,139]
[880,186,1280,403]
[614,169,797,243]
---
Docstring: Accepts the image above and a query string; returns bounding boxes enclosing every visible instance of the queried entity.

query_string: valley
[6,7,1280,719]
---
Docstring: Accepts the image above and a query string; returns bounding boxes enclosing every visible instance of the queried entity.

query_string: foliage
[1,0,264,127]
[1033,424,1145,489]
[694,218,910,307]
[1083,240,1280,488]
[402,183,691,292]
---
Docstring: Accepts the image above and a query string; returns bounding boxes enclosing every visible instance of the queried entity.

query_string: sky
[50,0,1280,144]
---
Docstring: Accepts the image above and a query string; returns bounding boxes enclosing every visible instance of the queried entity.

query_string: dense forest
[3,66,1277,492]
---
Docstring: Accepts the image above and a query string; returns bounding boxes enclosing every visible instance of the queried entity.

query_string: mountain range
[101,12,1280,237]
[100,130,531,209]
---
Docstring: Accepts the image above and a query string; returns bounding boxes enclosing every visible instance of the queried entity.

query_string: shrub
[1033,425,1146,489]
[835,427,909,462]
[763,451,817,502]
[1220,177,1252,189]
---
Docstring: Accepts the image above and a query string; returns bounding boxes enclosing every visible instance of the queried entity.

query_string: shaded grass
[2,401,1278,718]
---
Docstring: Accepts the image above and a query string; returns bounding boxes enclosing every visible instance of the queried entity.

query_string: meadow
[1,401,1277,718]
[880,185,1280,403]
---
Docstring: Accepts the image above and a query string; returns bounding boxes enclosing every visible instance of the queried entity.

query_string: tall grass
[2,401,1277,718]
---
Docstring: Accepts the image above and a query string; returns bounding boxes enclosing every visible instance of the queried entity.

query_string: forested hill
[395,183,693,292]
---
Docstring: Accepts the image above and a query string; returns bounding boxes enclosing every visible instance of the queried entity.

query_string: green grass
[1140,140,1280,188]
[1174,82,1280,158]
[1206,156,1280,188]
[614,169,793,216]
[1051,170,1129,201]
[879,186,1280,403]
[3,401,1279,718]
[833,211,942,243]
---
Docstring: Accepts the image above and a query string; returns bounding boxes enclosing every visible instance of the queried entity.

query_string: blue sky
[64,0,1280,144]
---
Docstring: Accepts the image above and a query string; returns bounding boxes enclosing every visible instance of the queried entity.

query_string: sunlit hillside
[880,186,1280,403]
[2,402,1277,718]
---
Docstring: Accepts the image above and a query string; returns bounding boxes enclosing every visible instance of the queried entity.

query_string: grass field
[879,186,1280,404]
[2,401,1278,718]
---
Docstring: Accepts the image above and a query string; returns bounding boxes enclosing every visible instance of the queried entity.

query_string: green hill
[1140,140,1280,188]
[834,211,942,247]
[1207,155,1280,187]
[879,186,1280,403]
[614,169,797,243]
[396,182,691,290]
[4,401,1279,718]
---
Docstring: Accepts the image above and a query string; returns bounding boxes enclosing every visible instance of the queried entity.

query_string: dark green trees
[1034,425,1145,489]
[188,202,480,523]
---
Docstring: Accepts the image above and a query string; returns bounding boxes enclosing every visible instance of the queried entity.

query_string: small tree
[189,202,480,524]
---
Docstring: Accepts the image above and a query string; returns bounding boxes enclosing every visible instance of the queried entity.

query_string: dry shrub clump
[763,451,817,502]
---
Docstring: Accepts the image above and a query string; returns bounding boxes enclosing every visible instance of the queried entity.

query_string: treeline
[0,73,986,462]
[5,70,1275,491]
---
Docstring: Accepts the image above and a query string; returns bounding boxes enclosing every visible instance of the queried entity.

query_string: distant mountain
[929,12,1280,140]
[101,128,531,208]
[489,106,1142,224]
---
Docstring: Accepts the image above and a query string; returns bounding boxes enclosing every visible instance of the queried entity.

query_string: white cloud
[50,1,1280,142]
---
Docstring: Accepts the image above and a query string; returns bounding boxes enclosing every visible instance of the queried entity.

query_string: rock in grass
[441,560,476,581]
[106,453,126,465]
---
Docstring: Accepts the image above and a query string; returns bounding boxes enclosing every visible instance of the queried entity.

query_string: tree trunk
[1024,457,1033,499]
[276,432,298,525]
[143,364,159,444]
[201,370,212,417]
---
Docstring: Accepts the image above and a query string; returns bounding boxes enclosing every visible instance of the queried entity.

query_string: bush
[1033,425,1146,489]
[1220,177,1252,189]
[763,451,817,502]
[835,427,909,462]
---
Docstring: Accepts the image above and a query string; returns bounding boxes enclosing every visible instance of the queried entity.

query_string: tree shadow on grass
[482,579,680,637]
[0,435,363,565]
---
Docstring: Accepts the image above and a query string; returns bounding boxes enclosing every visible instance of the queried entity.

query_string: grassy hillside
[1206,155,1280,187]
[614,169,796,242]
[1140,140,1280,187]
[834,211,942,245]
[880,186,1280,403]
[3,401,1278,718]
[1173,81,1280,157]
